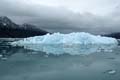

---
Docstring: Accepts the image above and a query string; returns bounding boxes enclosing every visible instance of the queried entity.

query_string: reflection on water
[0,41,120,80]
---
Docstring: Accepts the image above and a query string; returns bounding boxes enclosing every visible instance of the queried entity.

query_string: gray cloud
[0,0,120,34]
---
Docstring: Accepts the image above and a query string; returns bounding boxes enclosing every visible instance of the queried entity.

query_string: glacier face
[11,32,118,55]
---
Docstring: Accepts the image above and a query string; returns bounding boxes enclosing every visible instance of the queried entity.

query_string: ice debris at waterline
[11,32,118,55]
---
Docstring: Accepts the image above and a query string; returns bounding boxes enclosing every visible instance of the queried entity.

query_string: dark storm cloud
[0,0,120,34]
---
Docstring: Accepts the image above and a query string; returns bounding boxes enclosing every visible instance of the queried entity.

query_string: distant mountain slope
[0,16,48,38]
[103,32,120,39]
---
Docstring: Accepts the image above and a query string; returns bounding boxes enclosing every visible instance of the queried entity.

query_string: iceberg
[11,32,118,55]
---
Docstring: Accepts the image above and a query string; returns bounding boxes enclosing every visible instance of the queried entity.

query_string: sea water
[0,39,120,80]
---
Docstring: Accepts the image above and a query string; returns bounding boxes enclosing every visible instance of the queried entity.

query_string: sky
[0,0,120,34]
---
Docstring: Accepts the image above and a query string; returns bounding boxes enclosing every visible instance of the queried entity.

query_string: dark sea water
[0,39,120,80]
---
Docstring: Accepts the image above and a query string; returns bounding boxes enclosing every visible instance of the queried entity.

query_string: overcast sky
[0,0,120,34]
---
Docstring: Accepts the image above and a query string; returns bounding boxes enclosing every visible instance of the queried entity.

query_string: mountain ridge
[0,16,48,38]
[103,32,120,39]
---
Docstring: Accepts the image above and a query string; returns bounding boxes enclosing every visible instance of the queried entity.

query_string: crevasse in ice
[11,32,118,55]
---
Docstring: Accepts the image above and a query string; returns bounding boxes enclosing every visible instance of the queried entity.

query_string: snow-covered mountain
[0,16,48,38]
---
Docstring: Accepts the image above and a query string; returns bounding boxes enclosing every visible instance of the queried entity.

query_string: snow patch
[3,23,7,26]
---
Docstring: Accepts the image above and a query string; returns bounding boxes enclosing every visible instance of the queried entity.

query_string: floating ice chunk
[11,32,118,55]
[0,55,3,58]
[1,57,7,61]
[107,70,116,75]
[44,55,49,58]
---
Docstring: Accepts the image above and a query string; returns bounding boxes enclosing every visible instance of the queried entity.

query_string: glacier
[11,32,118,55]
